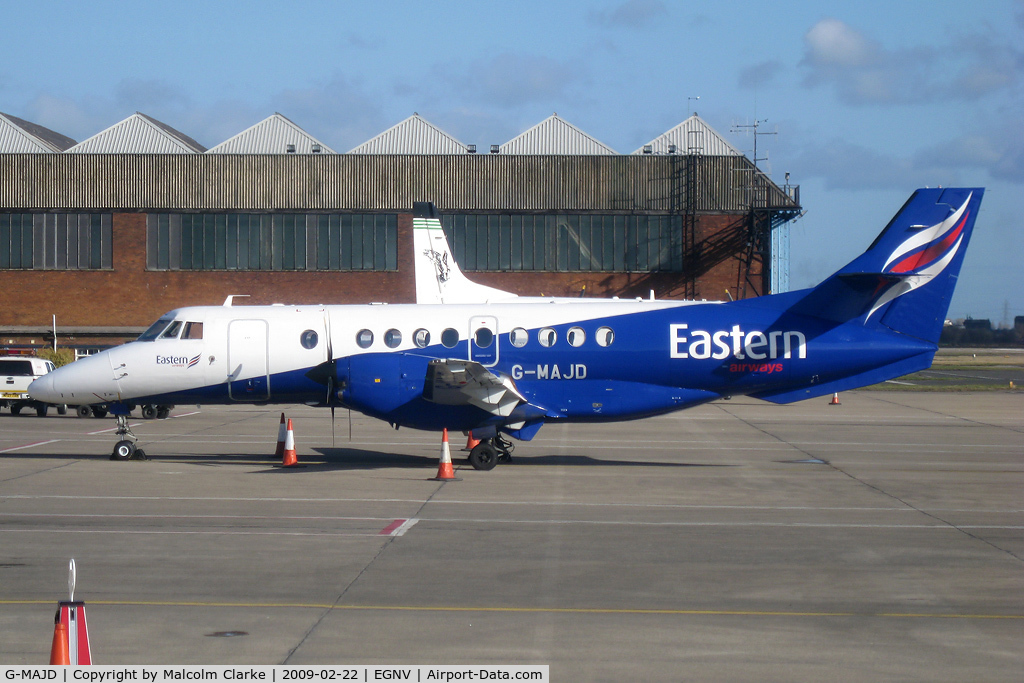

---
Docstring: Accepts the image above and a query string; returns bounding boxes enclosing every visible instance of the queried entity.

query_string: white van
[0,356,67,416]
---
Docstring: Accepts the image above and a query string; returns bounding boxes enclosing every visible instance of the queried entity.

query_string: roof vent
[667,144,677,154]
[311,144,321,154]
[286,144,296,154]
[467,144,477,154]
[490,144,500,154]
[642,145,652,154]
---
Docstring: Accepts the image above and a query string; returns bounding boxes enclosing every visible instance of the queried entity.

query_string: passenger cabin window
[510,328,528,347]
[384,329,402,348]
[566,327,585,347]
[356,329,374,349]
[538,328,556,347]
[596,326,615,347]
[441,328,460,348]
[474,327,494,348]
[183,322,204,340]
[414,329,431,348]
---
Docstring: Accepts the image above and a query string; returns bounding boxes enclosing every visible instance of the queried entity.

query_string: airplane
[30,187,983,466]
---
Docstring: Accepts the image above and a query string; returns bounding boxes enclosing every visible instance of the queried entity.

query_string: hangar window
[413,328,431,348]
[442,213,682,273]
[147,213,397,272]
[0,213,113,270]
[356,329,374,348]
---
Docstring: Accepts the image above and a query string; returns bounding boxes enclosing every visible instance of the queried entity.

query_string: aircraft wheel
[57,405,68,415]
[35,405,48,417]
[92,408,108,418]
[111,440,135,461]
[156,406,170,419]
[76,405,92,418]
[10,404,23,416]
[469,442,499,471]
[141,405,157,420]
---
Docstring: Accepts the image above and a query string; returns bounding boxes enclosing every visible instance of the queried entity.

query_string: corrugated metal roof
[65,112,206,154]
[348,114,470,154]
[0,112,76,152]
[205,113,335,154]
[500,114,617,155]
[634,113,741,156]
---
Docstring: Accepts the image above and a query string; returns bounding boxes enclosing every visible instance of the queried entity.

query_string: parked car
[0,355,67,416]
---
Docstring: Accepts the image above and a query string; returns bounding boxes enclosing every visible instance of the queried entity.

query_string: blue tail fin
[790,188,983,343]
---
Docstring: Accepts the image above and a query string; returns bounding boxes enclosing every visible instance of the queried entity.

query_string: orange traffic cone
[281,419,300,467]
[49,619,69,665]
[431,429,461,481]
[274,413,287,459]
[829,392,841,406]
[462,430,480,452]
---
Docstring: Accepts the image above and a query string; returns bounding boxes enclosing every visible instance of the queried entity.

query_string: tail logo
[867,192,972,320]
[423,249,451,283]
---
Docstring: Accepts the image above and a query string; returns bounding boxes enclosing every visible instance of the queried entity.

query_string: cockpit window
[138,317,175,342]
[160,321,184,339]
[183,322,204,340]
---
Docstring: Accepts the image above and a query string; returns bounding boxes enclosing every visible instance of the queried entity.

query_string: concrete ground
[1,391,1021,681]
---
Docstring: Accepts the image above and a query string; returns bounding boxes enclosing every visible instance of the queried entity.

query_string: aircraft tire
[76,405,92,418]
[35,405,48,417]
[92,408,108,418]
[111,440,135,461]
[156,406,170,419]
[469,442,499,471]
[57,405,68,415]
[142,405,157,420]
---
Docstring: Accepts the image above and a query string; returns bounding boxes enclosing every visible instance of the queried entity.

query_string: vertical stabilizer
[413,202,518,304]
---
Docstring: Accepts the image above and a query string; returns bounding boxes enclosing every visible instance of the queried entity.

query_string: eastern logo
[156,354,201,369]
[670,324,806,361]
[868,192,972,319]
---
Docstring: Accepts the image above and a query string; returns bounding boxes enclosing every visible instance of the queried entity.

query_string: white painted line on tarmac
[0,439,60,453]
[87,423,142,435]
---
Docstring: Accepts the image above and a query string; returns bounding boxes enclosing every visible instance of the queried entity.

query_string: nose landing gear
[110,413,147,461]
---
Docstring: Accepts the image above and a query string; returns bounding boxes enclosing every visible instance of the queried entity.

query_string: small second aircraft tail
[413,202,518,304]
[787,187,983,344]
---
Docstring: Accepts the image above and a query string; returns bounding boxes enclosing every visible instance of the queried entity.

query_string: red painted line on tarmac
[378,519,406,535]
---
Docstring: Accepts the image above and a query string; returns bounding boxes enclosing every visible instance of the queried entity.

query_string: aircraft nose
[28,374,56,403]
[28,355,113,406]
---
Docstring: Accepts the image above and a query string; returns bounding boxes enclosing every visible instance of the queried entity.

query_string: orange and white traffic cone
[462,430,480,452]
[274,413,287,459]
[51,601,92,664]
[281,419,300,467]
[829,392,841,406]
[431,429,461,481]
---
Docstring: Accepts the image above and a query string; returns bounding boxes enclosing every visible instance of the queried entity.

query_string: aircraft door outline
[469,315,499,367]
[227,319,270,401]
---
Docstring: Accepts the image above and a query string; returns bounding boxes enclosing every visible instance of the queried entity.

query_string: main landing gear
[110,414,147,461]
[468,436,514,471]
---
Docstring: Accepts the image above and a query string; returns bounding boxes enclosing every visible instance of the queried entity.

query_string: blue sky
[4,0,1022,323]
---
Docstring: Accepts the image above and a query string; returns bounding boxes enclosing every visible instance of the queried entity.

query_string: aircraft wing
[422,359,526,417]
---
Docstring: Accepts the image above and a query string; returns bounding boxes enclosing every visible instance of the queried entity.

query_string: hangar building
[0,110,800,352]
